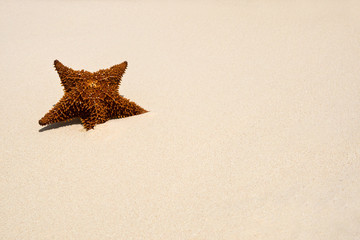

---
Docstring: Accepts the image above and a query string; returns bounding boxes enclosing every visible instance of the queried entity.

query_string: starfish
[39,60,147,130]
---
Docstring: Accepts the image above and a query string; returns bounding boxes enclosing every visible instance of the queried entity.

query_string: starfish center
[88,81,98,88]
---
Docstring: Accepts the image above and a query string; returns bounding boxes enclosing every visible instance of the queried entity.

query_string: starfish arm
[39,94,79,126]
[107,95,147,119]
[54,60,78,92]
[80,101,108,130]
[106,61,128,87]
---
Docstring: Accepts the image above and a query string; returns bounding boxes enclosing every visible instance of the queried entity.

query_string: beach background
[1,0,360,239]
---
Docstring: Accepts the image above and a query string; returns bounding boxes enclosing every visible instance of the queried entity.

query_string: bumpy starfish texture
[39,60,147,130]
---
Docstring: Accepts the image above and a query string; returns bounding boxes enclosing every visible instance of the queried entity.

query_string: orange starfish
[39,60,147,130]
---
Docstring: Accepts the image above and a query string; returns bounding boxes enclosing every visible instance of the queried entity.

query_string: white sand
[1,0,360,239]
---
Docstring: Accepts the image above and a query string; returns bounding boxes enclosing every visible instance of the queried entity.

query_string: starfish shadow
[38,118,82,132]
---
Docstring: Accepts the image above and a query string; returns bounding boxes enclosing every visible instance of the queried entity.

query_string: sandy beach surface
[1,0,360,239]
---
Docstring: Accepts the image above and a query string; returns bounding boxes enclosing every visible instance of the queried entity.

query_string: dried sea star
[39,60,147,130]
